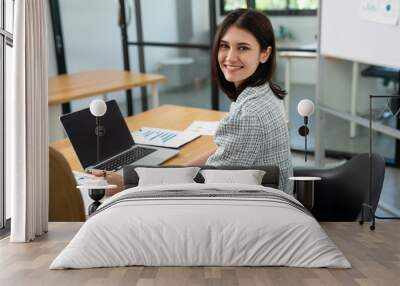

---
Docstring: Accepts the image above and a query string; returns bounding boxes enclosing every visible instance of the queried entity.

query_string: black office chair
[294,153,385,221]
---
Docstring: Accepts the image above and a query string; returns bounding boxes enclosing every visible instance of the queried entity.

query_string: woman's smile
[223,63,244,72]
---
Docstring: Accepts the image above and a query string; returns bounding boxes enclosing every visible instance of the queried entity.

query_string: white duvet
[50,183,351,269]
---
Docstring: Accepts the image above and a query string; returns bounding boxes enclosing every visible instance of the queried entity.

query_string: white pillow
[200,169,266,185]
[135,167,201,186]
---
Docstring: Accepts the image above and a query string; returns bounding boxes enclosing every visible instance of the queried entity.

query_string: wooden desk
[48,69,166,107]
[50,105,226,171]
[48,70,166,142]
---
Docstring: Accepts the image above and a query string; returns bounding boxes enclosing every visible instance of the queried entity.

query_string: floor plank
[0,222,399,286]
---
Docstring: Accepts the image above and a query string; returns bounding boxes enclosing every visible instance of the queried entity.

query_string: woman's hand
[89,170,124,196]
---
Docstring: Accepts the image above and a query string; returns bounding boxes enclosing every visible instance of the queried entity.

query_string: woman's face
[218,26,271,87]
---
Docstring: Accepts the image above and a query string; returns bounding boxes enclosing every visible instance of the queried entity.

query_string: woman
[200,8,293,193]
[96,9,293,194]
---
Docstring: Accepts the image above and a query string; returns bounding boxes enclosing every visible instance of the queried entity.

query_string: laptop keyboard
[96,147,157,171]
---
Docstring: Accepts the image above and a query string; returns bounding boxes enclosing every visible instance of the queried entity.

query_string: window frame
[0,0,13,233]
[220,0,317,16]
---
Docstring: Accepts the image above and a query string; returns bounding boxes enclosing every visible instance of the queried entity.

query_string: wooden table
[48,69,166,106]
[48,70,166,141]
[50,105,226,171]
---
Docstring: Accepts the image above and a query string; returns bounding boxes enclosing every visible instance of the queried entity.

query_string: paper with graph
[131,127,200,148]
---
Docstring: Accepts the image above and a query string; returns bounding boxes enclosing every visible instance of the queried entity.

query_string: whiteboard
[320,0,400,69]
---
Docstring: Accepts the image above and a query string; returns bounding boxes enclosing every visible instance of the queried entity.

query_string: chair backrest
[294,153,385,221]
[49,146,85,222]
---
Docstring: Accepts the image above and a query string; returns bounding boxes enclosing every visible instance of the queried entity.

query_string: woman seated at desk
[95,9,293,194]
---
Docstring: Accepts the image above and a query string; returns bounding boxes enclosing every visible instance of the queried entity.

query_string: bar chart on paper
[131,127,200,148]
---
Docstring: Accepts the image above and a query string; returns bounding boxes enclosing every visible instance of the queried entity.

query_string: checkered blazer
[207,83,293,194]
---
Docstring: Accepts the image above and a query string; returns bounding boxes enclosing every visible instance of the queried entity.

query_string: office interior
[44,0,400,217]
[2,0,400,284]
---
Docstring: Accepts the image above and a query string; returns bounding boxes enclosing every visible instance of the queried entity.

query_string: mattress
[50,183,351,269]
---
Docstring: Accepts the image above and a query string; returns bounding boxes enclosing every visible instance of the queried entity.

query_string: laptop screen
[60,100,134,169]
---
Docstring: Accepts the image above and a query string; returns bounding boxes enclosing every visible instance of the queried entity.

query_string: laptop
[60,100,179,174]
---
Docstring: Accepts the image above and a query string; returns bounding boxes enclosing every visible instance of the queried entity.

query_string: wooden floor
[0,222,399,286]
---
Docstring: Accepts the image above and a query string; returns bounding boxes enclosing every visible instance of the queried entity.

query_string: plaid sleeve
[206,108,263,166]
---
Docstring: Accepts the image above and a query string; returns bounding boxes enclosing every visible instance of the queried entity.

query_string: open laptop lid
[60,100,134,169]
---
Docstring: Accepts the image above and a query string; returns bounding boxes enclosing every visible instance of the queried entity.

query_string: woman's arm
[206,110,262,166]
[90,170,124,195]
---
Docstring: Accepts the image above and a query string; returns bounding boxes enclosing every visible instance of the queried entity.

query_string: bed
[50,166,350,269]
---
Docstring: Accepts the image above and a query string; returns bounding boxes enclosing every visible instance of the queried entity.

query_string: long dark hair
[211,9,286,101]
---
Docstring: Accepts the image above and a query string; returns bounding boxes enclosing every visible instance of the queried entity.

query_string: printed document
[185,120,220,136]
[131,127,200,148]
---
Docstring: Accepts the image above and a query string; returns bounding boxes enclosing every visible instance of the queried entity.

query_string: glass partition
[141,0,210,45]
[144,46,212,110]
[1,0,13,230]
